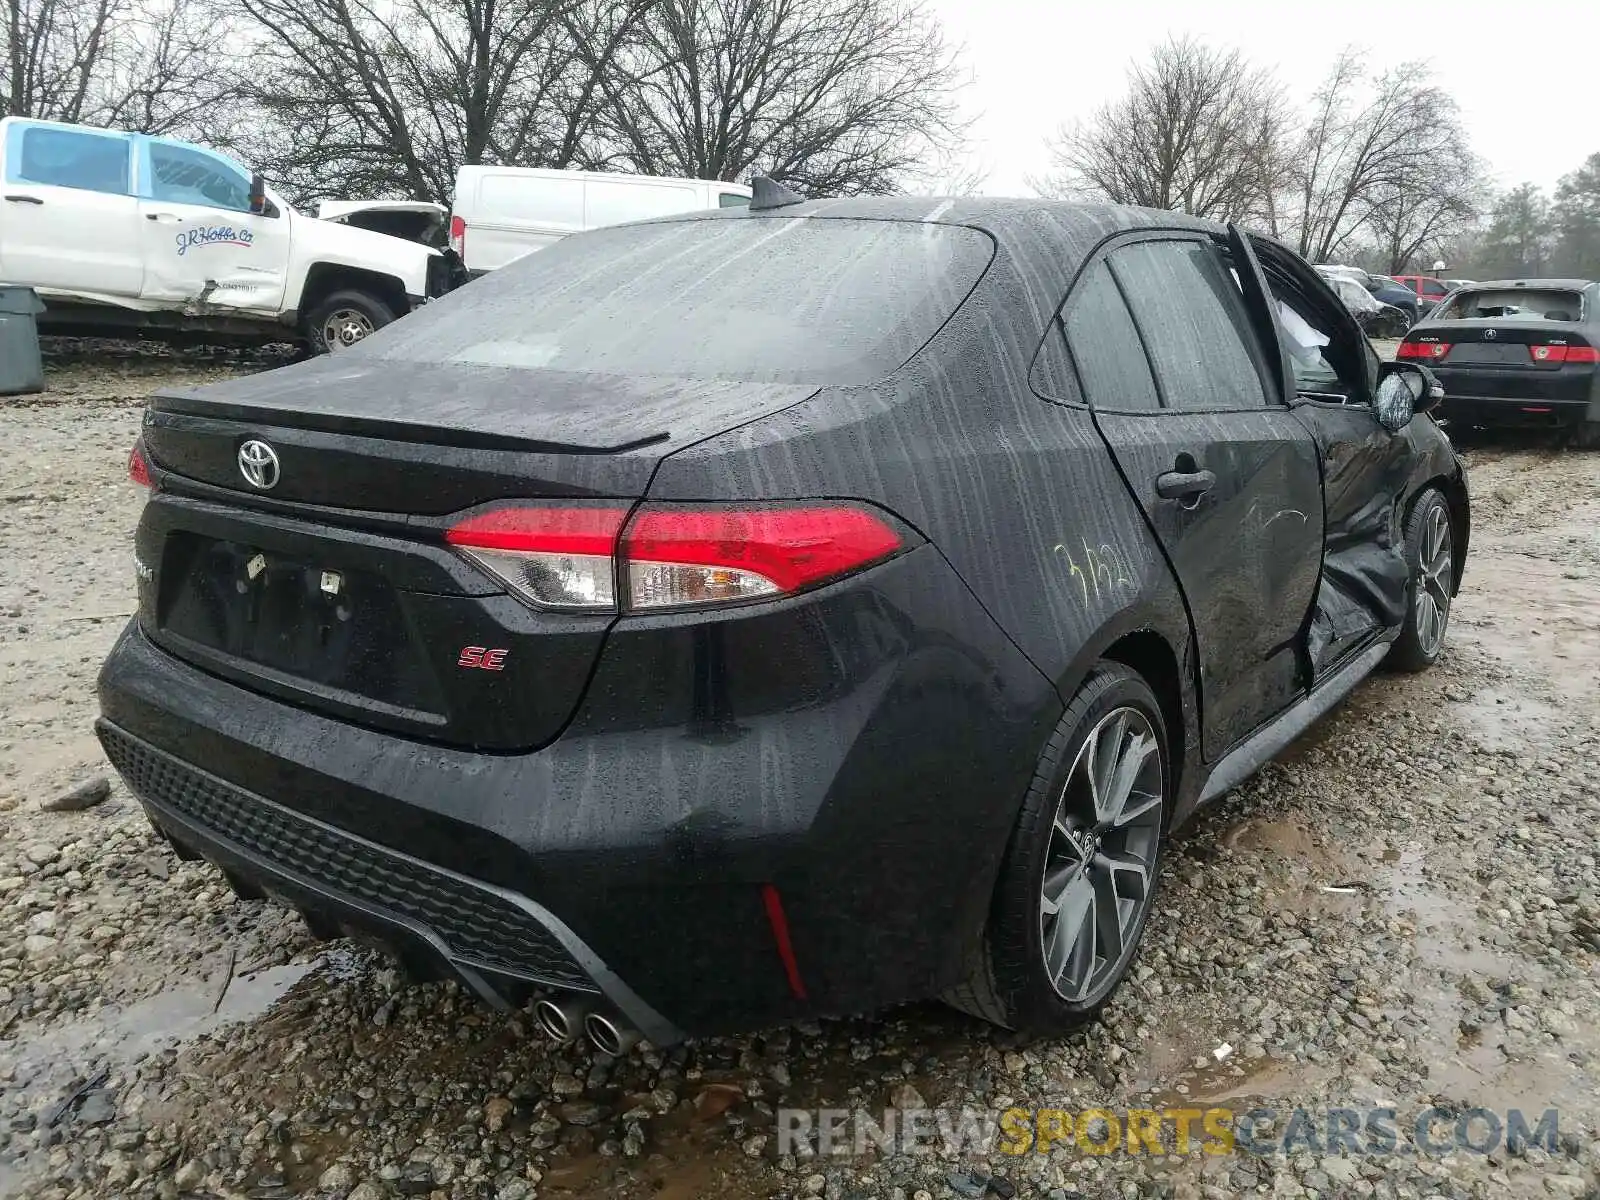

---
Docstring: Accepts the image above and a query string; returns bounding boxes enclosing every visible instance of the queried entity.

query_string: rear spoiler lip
[147,392,672,456]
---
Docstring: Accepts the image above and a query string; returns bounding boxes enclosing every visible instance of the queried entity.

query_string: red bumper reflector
[761,884,808,1000]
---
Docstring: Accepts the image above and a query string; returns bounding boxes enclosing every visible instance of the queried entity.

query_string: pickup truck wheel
[305,290,395,353]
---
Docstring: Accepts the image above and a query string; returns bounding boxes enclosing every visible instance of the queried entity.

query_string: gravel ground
[2,349,1598,1200]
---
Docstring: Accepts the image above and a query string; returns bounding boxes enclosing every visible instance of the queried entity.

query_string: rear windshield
[1433,289,1585,322]
[369,217,993,385]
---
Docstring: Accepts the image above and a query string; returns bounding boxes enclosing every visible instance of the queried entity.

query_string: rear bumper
[1439,393,1593,428]
[97,546,1057,1035]
[98,720,683,1044]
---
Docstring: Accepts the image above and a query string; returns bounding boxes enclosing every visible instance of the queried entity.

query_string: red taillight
[1529,344,1599,364]
[128,441,153,489]
[623,505,903,609]
[448,214,466,257]
[443,502,905,612]
[445,506,628,609]
[1397,340,1449,360]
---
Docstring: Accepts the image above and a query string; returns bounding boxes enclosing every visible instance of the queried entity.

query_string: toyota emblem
[1483,328,1498,340]
[238,439,281,490]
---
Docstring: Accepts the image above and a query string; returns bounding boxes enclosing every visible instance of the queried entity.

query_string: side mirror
[249,173,268,215]
[1374,361,1443,432]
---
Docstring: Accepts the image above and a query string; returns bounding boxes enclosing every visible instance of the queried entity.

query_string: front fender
[283,212,434,307]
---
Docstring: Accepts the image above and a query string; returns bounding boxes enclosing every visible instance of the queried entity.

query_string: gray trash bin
[0,286,46,396]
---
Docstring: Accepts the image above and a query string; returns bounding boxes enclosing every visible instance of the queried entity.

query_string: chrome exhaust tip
[584,1011,640,1056]
[533,997,590,1043]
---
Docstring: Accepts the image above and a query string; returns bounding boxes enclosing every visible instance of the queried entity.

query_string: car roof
[616,196,1224,350]
[655,195,1221,265]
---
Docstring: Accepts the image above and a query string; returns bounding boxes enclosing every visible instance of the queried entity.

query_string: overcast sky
[928,0,1600,198]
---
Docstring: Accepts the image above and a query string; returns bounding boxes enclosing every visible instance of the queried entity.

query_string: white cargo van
[449,167,751,275]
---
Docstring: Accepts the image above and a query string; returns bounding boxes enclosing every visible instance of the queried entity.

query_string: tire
[1386,488,1454,673]
[304,289,396,354]
[945,663,1170,1035]
[1572,421,1600,450]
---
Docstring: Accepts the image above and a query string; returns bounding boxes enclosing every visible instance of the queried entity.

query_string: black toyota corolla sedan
[1399,278,1600,445]
[99,187,1469,1046]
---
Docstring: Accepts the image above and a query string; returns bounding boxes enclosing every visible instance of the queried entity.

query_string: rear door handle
[145,212,179,222]
[4,194,43,205]
[1155,468,1216,502]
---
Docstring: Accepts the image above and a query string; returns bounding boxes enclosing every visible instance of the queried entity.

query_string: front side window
[148,141,253,211]
[9,126,130,195]
[1110,240,1270,411]
[719,192,751,208]
[1060,261,1160,411]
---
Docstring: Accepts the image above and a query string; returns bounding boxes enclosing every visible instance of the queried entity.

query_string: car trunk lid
[145,357,819,510]
[1405,319,1596,401]
[137,358,819,750]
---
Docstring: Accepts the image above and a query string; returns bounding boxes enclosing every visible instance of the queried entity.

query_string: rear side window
[1060,261,1160,411]
[1434,289,1585,322]
[148,141,252,211]
[1110,240,1270,411]
[368,217,994,386]
[8,126,130,195]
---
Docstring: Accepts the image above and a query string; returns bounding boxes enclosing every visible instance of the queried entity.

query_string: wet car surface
[0,354,1595,1199]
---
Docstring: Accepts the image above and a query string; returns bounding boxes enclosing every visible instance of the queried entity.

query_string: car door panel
[1250,237,1416,680]
[1,122,142,296]
[137,137,290,315]
[1066,239,1324,761]
[1290,403,1412,674]
[1094,408,1322,757]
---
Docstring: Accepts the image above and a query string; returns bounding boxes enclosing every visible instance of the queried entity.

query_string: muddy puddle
[0,951,337,1196]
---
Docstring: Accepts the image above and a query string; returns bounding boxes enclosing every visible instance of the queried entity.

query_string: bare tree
[3,0,230,130]
[230,0,651,205]
[1366,155,1485,274]
[1034,37,1290,223]
[589,0,965,194]
[1290,51,1475,265]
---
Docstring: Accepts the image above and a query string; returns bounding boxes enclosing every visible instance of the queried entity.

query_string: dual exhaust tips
[533,997,640,1056]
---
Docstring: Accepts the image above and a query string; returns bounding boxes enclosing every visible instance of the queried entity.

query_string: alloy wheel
[1039,707,1165,1003]
[1416,504,1452,656]
[322,308,376,350]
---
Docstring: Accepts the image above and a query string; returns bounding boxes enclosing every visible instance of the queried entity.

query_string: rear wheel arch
[1100,630,1186,811]
[1051,604,1197,813]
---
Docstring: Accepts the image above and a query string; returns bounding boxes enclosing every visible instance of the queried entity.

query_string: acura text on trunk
[98,189,1469,1046]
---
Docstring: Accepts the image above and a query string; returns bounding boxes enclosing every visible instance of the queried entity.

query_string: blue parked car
[1366,274,1422,326]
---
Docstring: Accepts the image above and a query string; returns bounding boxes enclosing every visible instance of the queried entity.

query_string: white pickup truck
[0,117,453,350]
